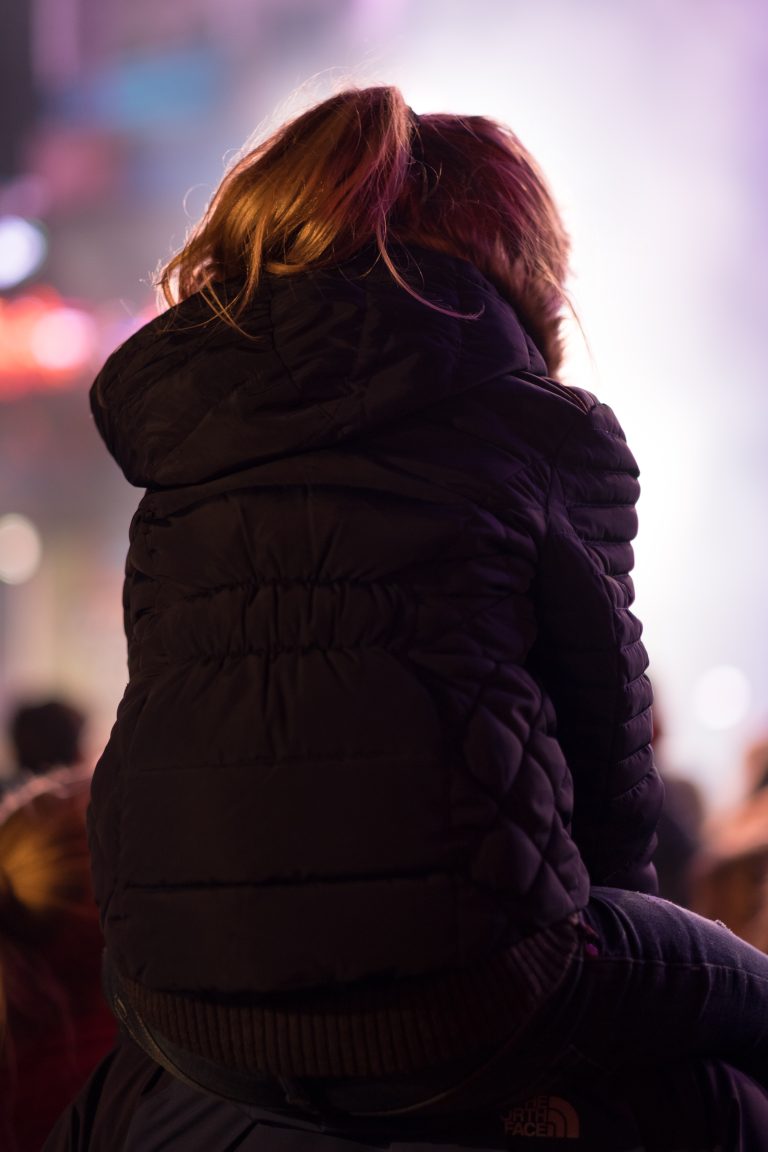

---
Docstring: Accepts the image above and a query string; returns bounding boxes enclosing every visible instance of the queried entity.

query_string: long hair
[158,85,571,373]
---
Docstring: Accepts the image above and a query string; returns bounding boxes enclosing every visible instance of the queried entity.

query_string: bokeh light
[693,665,752,732]
[0,514,43,585]
[0,215,47,290]
[0,293,102,395]
[29,306,99,372]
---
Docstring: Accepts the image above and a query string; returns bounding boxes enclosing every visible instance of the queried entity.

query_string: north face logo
[502,1094,580,1138]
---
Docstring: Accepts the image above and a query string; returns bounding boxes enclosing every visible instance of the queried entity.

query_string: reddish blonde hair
[159,85,571,372]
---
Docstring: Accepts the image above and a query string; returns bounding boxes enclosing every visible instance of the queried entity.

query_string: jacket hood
[90,247,548,488]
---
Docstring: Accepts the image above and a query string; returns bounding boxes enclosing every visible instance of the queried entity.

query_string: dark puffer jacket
[89,247,660,1038]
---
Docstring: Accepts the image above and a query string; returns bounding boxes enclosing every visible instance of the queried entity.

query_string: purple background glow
[0,0,766,809]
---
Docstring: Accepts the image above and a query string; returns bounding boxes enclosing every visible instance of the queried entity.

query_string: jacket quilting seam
[548,403,641,813]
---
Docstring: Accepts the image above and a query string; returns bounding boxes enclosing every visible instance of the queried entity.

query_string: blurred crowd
[2,687,768,1149]
[652,700,768,951]
[0,695,115,1151]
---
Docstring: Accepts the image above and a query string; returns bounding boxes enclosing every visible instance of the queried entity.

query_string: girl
[49,85,768,1148]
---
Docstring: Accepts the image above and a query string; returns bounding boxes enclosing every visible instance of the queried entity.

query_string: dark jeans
[572,889,768,1087]
[43,890,768,1151]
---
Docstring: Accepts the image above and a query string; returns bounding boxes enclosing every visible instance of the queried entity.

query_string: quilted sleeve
[530,400,663,892]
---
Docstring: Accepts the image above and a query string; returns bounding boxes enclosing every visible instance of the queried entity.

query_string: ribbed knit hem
[121,916,580,1078]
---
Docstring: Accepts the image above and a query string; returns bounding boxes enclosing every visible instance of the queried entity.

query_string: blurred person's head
[158,85,571,374]
[8,698,86,776]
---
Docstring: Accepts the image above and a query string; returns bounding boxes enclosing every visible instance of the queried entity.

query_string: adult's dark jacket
[88,247,661,1070]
